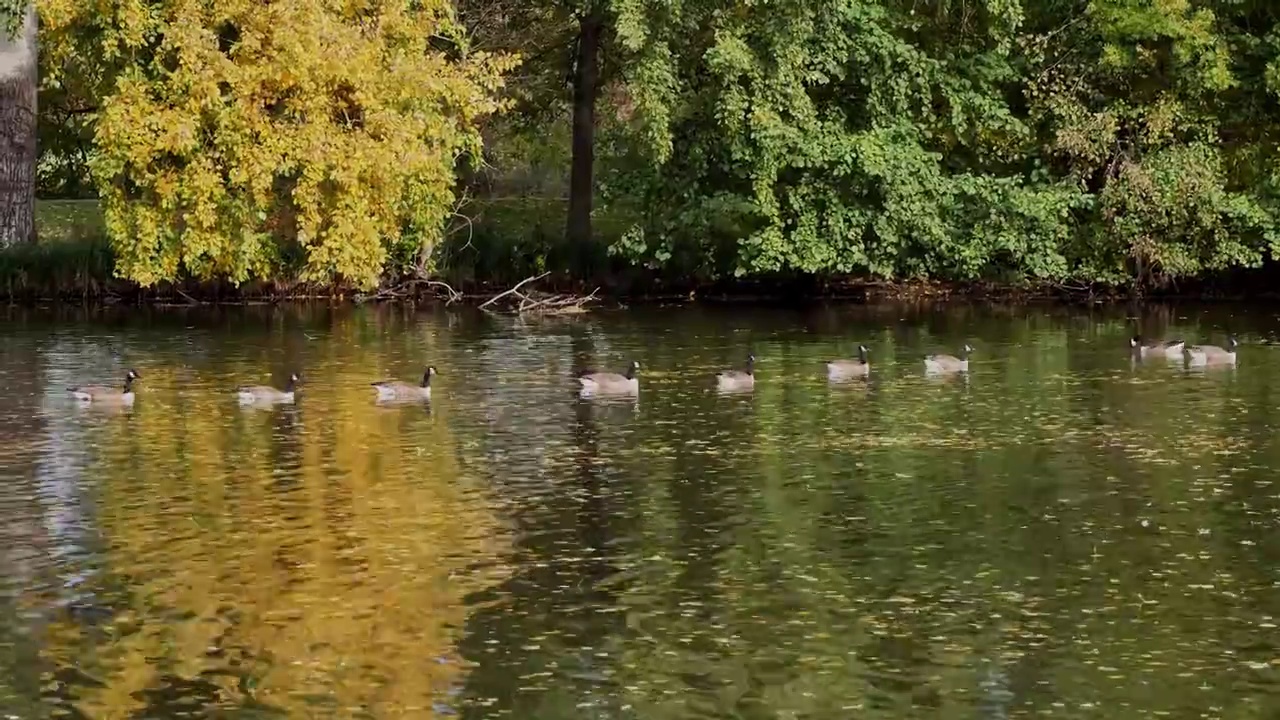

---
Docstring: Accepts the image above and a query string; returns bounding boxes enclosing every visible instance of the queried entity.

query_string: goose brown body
[577,361,640,396]
[237,373,300,404]
[69,370,140,403]
[826,346,870,378]
[716,355,756,391]
[924,345,972,374]
[373,367,436,400]
[1131,336,1185,359]
[1186,338,1238,366]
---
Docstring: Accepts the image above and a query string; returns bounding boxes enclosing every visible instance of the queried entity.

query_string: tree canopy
[25,0,1280,289]
[38,0,513,288]
[591,0,1280,284]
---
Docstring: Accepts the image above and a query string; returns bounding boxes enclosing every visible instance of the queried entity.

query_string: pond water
[1,302,1279,718]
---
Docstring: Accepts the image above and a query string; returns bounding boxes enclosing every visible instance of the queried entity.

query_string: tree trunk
[566,9,602,277]
[0,2,36,247]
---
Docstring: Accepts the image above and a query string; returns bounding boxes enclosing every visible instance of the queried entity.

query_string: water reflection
[375,396,434,413]
[0,303,1279,717]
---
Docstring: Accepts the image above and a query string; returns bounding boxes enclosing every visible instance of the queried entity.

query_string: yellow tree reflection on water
[37,358,511,718]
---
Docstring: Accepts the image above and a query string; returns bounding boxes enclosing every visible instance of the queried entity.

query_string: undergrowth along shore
[5,245,1279,307]
[6,200,1280,307]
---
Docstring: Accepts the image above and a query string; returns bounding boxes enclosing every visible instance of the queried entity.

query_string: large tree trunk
[0,2,36,247]
[566,9,602,277]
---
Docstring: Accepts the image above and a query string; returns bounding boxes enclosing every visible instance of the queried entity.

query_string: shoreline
[6,274,1280,308]
[10,201,1280,308]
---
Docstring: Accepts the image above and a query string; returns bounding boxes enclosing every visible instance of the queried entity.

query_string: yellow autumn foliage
[39,0,515,288]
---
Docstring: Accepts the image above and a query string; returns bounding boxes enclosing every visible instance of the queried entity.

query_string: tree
[39,0,514,288]
[1023,0,1279,285]
[601,0,1060,280]
[0,0,37,247]
[441,0,1280,289]
[589,0,1280,287]
[455,0,611,275]
[566,6,605,275]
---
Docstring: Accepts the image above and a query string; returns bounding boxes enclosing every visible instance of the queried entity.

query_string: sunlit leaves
[41,0,515,288]
[1100,144,1276,278]
[27,0,1280,288]
[588,0,1280,286]
[604,0,1064,282]
[1090,0,1233,92]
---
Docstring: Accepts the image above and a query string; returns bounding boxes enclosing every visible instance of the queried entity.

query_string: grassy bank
[7,198,1280,306]
[1,200,117,300]
[3,198,633,303]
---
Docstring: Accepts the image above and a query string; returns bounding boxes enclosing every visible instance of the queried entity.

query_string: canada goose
[827,345,870,378]
[1186,337,1238,366]
[372,367,436,400]
[236,373,300,404]
[69,369,140,403]
[924,345,972,374]
[716,354,756,391]
[577,361,640,396]
[1130,335,1185,359]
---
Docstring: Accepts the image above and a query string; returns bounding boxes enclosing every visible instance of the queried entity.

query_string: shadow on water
[2,301,1280,717]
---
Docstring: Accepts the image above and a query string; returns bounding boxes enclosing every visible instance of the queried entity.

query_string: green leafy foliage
[27,0,1280,289]
[448,0,1277,288]
[0,0,25,40]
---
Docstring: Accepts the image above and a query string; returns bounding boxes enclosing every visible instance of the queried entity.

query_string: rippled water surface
[2,302,1280,718]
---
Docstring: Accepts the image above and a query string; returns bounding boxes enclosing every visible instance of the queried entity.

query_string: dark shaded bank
[12,199,1280,307]
[9,262,1280,307]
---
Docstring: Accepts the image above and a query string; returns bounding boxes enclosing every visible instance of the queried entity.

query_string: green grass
[440,196,634,286]
[8,196,602,300]
[4,196,636,299]
[37,198,106,244]
[1,199,115,299]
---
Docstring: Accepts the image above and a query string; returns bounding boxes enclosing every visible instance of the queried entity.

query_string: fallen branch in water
[355,274,464,305]
[479,273,598,315]
[174,287,203,305]
[478,272,551,310]
[517,287,599,315]
[420,279,463,304]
